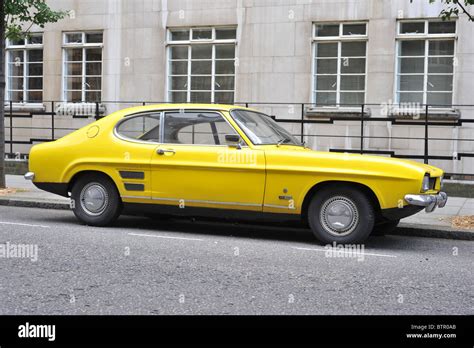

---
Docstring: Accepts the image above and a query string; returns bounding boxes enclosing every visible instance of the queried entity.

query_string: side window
[116,113,161,142]
[163,111,238,145]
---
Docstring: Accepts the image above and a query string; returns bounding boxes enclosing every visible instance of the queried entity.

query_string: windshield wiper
[276,138,291,146]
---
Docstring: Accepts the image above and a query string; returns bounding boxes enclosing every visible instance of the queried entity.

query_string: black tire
[372,220,400,236]
[71,173,122,226]
[307,185,375,244]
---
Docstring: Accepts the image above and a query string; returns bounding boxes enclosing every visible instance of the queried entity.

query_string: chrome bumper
[24,172,35,181]
[404,192,448,213]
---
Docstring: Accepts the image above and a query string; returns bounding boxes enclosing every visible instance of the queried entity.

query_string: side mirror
[225,134,242,149]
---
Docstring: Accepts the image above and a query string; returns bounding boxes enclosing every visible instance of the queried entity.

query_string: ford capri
[25,104,447,244]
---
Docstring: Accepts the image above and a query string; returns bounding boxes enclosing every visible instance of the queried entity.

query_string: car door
[150,110,265,211]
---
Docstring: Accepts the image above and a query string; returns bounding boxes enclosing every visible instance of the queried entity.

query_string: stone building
[4,0,474,175]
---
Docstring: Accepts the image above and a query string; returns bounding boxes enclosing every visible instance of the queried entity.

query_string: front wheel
[307,186,375,244]
[71,174,122,226]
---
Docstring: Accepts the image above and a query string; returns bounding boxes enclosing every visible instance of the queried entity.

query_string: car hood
[262,145,444,178]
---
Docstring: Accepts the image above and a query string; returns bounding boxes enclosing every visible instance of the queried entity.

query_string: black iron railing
[3,100,474,178]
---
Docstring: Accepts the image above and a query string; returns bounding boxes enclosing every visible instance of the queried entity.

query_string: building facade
[5,0,474,175]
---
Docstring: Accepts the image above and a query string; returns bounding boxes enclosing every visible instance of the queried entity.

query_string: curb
[443,180,474,199]
[391,222,474,241]
[0,196,472,241]
[0,197,70,210]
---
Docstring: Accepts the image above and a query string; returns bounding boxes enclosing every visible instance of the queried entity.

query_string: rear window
[116,113,161,142]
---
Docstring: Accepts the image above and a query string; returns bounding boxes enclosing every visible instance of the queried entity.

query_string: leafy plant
[416,0,474,21]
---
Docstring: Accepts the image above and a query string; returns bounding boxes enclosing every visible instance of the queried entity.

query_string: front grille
[429,177,436,190]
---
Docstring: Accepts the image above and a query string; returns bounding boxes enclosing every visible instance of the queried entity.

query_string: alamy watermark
[381,99,422,119]
[324,242,365,262]
[217,150,257,166]
[18,322,55,342]
[55,102,97,116]
[0,242,38,262]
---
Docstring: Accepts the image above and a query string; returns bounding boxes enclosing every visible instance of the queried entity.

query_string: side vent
[124,183,145,191]
[119,171,145,179]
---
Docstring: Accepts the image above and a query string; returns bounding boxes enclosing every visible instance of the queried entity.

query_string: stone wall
[5,0,473,175]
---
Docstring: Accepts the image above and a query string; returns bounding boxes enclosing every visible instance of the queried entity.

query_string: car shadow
[115,215,317,244]
[113,215,419,250]
[37,212,427,250]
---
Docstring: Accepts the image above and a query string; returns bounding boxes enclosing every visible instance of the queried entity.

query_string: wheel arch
[301,180,382,222]
[67,170,119,195]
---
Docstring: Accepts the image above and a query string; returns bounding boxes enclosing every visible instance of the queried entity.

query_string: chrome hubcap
[80,183,108,216]
[320,196,359,236]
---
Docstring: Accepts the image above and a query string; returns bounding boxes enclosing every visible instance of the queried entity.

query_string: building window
[62,32,103,102]
[167,27,237,104]
[6,33,43,102]
[312,22,367,106]
[396,20,456,106]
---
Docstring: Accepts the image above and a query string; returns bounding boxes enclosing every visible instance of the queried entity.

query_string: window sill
[305,106,371,118]
[389,108,460,120]
[4,102,46,113]
[304,106,461,121]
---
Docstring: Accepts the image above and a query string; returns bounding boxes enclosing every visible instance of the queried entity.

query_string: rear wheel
[307,185,375,244]
[71,174,122,226]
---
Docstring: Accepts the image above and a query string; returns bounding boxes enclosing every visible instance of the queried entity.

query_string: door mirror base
[225,134,242,149]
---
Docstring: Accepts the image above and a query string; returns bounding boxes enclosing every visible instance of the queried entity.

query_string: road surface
[0,205,472,315]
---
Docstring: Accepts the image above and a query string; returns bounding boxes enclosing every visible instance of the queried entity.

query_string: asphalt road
[0,205,472,315]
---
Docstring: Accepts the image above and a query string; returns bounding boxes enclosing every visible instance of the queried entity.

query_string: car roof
[120,103,258,115]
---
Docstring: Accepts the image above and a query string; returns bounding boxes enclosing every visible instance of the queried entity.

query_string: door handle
[157,148,176,155]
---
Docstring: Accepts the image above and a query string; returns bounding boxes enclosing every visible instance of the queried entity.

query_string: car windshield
[230,109,301,146]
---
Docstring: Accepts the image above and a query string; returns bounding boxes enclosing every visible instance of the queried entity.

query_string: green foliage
[419,0,474,21]
[4,0,67,39]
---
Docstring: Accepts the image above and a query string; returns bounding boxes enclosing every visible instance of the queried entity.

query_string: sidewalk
[1,175,473,240]
[398,196,474,240]
[1,174,70,209]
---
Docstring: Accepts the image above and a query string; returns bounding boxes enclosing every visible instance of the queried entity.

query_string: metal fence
[3,100,474,178]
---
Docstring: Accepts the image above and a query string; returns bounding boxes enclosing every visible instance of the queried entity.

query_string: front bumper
[404,192,448,213]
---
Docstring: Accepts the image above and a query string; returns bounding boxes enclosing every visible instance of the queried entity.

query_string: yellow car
[25,104,447,244]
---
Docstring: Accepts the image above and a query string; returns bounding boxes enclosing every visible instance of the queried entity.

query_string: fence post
[95,102,100,120]
[360,103,365,154]
[51,101,55,141]
[9,100,13,155]
[424,104,429,164]
[300,103,304,144]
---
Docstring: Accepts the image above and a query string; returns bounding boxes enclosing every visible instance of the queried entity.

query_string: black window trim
[114,108,248,147]
[161,109,246,147]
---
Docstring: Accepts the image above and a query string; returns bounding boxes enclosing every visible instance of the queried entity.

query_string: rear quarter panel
[29,110,155,199]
